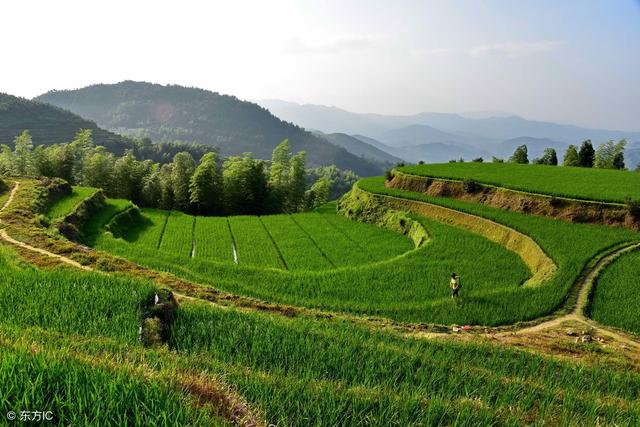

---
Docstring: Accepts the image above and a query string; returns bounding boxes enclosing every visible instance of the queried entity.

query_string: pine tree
[578,140,595,167]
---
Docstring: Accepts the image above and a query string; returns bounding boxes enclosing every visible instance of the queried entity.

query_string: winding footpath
[0,181,91,271]
[2,179,640,354]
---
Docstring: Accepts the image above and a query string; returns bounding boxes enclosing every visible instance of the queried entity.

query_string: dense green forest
[36,81,385,176]
[0,130,330,215]
[0,93,223,163]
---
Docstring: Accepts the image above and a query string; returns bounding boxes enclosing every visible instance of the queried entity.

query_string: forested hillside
[0,93,129,153]
[36,81,384,176]
[0,93,216,163]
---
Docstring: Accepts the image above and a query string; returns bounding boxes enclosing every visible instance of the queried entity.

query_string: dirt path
[504,243,640,341]
[0,181,92,271]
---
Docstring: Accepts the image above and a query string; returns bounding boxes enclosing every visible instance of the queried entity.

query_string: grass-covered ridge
[398,162,640,203]
[46,186,97,219]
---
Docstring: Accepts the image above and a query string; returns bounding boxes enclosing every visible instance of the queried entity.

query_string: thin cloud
[469,41,562,58]
[284,36,380,54]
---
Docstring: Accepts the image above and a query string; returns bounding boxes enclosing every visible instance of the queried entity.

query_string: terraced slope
[398,163,640,203]
[590,249,640,335]
[98,207,413,271]
[2,178,640,425]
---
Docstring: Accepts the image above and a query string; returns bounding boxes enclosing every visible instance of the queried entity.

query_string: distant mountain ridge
[312,132,403,166]
[36,82,384,176]
[258,99,640,168]
[258,100,640,144]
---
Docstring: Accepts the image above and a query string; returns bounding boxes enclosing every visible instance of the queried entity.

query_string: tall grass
[194,216,234,262]
[170,302,640,426]
[589,249,640,334]
[0,346,219,426]
[0,246,154,342]
[399,162,640,203]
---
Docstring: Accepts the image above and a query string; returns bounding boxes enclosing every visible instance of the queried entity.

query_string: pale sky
[1,0,639,130]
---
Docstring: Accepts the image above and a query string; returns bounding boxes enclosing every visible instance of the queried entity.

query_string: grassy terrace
[357,177,640,324]
[1,238,639,425]
[46,186,97,219]
[90,202,530,325]
[0,245,221,425]
[100,207,414,270]
[590,249,640,335]
[398,162,640,203]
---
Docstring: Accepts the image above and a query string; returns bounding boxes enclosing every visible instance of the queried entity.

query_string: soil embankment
[387,170,637,229]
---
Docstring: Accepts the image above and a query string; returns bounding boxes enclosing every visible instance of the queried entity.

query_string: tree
[189,152,223,214]
[288,151,306,212]
[491,156,504,163]
[171,152,196,211]
[563,145,580,167]
[223,154,268,215]
[69,129,95,183]
[268,139,291,211]
[594,139,626,169]
[306,166,358,200]
[578,140,595,167]
[509,145,529,164]
[158,164,174,210]
[268,139,290,187]
[113,151,145,202]
[83,149,115,191]
[141,165,162,208]
[613,152,625,170]
[12,130,35,176]
[32,145,55,177]
[0,145,15,175]
[305,177,331,209]
[534,148,558,166]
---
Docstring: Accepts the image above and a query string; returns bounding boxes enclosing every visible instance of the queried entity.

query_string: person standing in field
[450,273,461,298]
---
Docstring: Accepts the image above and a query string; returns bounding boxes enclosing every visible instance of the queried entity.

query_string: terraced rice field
[589,249,640,335]
[0,245,220,426]
[98,207,414,271]
[398,162,640,203]
[3,234,639,425]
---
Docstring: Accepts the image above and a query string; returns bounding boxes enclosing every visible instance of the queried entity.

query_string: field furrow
[260,215,330,270]
[228,216,283,269]
[159,211,195,258]
[193,216,234,262]
[292,212,376,266]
